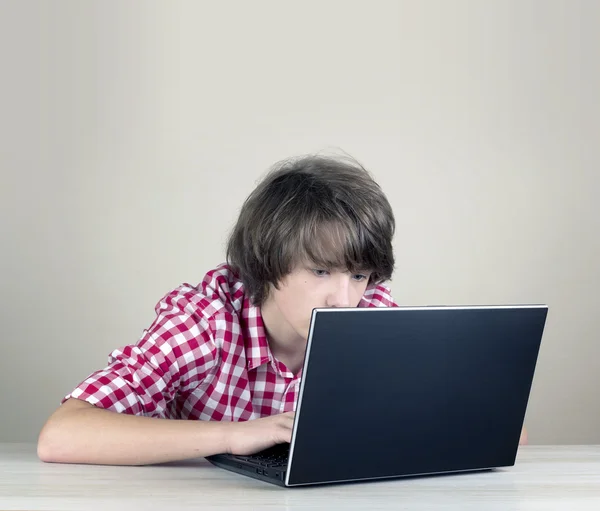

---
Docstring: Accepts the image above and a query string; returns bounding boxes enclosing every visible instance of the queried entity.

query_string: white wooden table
[1,444,599,510]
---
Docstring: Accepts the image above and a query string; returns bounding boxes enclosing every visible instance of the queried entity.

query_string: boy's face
[262,263,372,342]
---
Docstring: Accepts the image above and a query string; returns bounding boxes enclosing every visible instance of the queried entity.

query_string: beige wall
[1,0,598,443]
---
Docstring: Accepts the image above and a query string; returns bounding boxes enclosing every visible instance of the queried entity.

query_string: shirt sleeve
[63,285,219,417]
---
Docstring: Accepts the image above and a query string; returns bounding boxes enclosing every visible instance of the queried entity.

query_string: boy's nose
[325,278,352,308]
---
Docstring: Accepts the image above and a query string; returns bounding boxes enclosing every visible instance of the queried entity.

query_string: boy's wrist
[207,420,235,456]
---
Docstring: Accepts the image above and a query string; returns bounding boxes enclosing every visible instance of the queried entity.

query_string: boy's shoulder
[360,281,397,308]
[198,263,246,312]
[159,263,247,324]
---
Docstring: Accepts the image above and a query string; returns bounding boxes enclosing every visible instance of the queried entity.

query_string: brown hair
[226,155,395,305]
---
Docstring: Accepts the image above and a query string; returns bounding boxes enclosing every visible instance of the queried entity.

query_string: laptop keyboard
[235,443,290,468]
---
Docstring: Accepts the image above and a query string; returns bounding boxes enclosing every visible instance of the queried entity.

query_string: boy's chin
[298,328,310,342]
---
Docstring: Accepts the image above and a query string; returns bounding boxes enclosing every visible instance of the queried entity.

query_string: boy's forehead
[289,221,374,271]
[302,225,350,257]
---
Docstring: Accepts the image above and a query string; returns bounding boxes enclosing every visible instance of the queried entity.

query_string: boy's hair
[226,155,395,305]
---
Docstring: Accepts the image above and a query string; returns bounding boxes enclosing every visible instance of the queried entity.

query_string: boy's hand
[225,411,295,456]
[519,426,528,445]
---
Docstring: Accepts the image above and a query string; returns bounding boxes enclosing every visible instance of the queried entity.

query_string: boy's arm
[38,285,294,465]
[38,398,295,465]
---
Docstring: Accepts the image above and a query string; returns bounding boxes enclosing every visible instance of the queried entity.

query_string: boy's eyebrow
[333,267,373,274]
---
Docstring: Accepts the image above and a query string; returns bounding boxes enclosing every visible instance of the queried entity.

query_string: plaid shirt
[64,264,397,421]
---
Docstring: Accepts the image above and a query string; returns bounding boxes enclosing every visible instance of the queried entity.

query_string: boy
[38,155,527,465]
[37,154,398,465]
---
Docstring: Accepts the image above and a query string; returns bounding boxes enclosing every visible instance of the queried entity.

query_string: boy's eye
[311,269,330,277]
[352,274,368,282]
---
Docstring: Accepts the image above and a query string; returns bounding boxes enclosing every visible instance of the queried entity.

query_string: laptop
[206,305,548,487]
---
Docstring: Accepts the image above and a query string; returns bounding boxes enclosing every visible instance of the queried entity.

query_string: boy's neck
[260,300,306,375]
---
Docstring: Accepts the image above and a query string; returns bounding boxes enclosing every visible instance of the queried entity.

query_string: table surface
[1,443,599,511]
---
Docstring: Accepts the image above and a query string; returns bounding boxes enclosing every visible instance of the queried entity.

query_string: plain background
[1,0,598,444]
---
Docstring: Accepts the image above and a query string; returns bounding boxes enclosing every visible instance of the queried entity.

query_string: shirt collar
[241,296,273,371]
[240,296,300,379]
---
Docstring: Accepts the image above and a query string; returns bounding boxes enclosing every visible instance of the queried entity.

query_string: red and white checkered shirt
[64,264,397,421]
